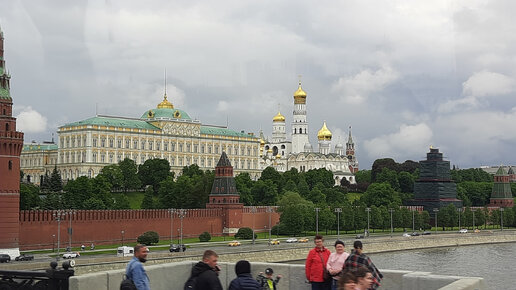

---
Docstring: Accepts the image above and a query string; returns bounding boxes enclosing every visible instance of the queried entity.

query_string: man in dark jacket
[187,250,223,290]
[343,241,383,290]
[229,260,260,290]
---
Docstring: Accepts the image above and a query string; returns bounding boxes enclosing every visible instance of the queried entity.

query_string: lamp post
[457,208,462,230]
[365,207,371,237]
[315,208,321,235]
[500,208,504,231]
[335,208,342,240]
[433,208,439,234]
[52,234,56,252]
[389,209,394,238]
[66,210,76,251]
[251,207,257,245]
[412,210,415,232]
[171,209,176,244]
[266,206,273,245]
[121,230,125,247]
[177,209,187,246]
[53,210,65,261]
[472,210,476,230]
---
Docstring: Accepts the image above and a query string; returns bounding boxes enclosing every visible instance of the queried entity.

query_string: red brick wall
[19,207,280,250]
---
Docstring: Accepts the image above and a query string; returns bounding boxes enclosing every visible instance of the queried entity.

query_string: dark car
[422,231,432,235]
[15,254,34,261]
[411,232,420,236]
[355,234,364,239]
[0,254,11,263]
[169,244,186,252]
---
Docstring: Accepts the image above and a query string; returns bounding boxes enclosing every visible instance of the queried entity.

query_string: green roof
[140,108,191,120]
[61,116,160,130]
[200,126,256,138]
[0,87,10,100]
[495,166,507,176]
[23,144,58,152]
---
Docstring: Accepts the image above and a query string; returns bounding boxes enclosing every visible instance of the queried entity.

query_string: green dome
[141,108,191,120]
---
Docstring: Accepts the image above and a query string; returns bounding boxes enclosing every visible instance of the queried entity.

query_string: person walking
[343,241,382,290]
[352,267,374,290]
[228,260,260,290]
[326,240,349,290]
[337,272,358,290]
[185,250,223,290]
[125,244,150,290]
[256,267,282,290]
[305,235,331,290]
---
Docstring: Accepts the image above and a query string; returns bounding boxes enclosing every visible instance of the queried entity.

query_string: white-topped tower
[291,81,310,153]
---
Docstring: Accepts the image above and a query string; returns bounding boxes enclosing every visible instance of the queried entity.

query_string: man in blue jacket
[126,245,150,290]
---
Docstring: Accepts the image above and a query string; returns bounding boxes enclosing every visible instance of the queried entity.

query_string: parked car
[15,254,34,261]
[411,232,420,236]
[286,238,298,243]
[402,233,411,237]
[459,229,468,233]
[62,252,80,259]
[422,231,432,235]
[268,239,280,245]
[228,240,241,247]
[474,229,480,233]
[298,238,309,243]
[169,244,186,252]
[117,246,134,257]
[355,234,364,239]
[0,254,11,263]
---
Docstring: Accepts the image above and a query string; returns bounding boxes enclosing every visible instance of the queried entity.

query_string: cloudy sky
[1,0,516,169]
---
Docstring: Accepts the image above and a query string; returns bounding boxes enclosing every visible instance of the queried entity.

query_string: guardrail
[0,261,75,290]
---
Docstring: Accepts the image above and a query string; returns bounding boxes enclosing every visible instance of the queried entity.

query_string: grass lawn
[122,191,145,209]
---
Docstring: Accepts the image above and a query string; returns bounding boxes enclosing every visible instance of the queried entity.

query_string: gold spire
[157,94,174,109]
[293,80,307,104]
[317,121,332,141]
[272,111,286,122]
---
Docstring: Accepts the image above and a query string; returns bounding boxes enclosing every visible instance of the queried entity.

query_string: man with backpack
[185,250,223,290]
[123,244,150,290]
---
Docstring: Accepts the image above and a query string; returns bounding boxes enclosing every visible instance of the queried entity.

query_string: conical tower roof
[495,166,508,176]
[216,151,232,167]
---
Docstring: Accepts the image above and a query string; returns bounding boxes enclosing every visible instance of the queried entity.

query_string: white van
[117,246,134,257]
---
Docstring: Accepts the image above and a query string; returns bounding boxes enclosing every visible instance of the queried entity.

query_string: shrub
[199,231,211,242]
[234,227,257,240]
[137,231,160,245]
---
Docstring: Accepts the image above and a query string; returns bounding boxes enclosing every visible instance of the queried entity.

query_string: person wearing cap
[256,267,282,290]
[229,260,260,290]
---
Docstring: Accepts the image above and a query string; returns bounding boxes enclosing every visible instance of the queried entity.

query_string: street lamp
[315,208,321,235]
[177,209,187,246]
[168,208,176,245]
[251,207,257,245]
[66,210,76,251]
[433,208,439,234]
[500,208,504,231]
[52,234,56,252]
[389,209,394,238]
[412,210,415,232]
[457,208,462,230]
[472,210,476,230]
[53,210,65,261]
[121,230,125,247]
[335,208,342,240]
[266,207,273,245]
[365,208,371,237]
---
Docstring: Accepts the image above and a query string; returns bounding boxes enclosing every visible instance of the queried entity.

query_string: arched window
[8,160,13,170]
[5,123,9,131]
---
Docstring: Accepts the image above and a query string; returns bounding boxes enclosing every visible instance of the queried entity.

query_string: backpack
[183,275,198,290]
[120,261,137,290]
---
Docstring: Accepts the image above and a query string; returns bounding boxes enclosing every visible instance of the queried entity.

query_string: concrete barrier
[69,261,485,290]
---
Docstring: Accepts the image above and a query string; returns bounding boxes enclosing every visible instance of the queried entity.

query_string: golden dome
[293,81,307,104]
[267,148,273,153]
[317,121,332,141]
[157,94,174,109]
[276,154,281,159]
[272,111,286,122]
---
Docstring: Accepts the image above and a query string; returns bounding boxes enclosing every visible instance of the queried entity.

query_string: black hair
[353,240,363,249]
[334,240,345,247]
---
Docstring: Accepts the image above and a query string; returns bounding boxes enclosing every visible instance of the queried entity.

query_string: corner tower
[489,166,513,208]
[291,81,310,153]
[0,27,24,258]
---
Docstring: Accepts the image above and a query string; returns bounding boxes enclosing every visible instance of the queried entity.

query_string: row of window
[21,157,57,167]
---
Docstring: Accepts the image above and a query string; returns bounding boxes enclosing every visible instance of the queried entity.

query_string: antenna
[164,68,167,96]
[226,115,229,128]
[95,103,98,116]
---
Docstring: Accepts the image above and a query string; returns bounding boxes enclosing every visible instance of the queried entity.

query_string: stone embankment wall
[69,261,485,290]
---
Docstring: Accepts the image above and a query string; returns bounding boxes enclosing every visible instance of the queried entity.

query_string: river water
[368,242,515,289]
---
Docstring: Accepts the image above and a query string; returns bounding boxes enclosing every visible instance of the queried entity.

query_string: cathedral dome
[272,111,286,122]
[304,143,313,152]
[157,94,174,109]
[317,121,332,141]
[293,82,307,104]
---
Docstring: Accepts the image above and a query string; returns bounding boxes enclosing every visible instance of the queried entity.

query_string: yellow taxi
[228,240,241,247]
[298,238,309,243]
[268,239,280,245]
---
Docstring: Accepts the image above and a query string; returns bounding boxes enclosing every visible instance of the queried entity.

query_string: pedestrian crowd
[123,235,381,290]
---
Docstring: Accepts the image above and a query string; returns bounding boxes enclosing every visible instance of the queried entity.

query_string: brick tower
[206,152,243,234]
[0,26,24,258]
[489,166,513,208]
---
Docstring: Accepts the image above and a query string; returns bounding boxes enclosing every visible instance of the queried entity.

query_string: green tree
[278,192,314,235]
[354,170,371,184]
[376,168,400,191]
[157,176,176,209]
[235,227,256,240]
[83,197,106,209]
[371,158,398,182]
[259,167,283,192]
[236,172,255,205]
[63,176,93,209]
[49,166,63,192]
[369,206,383,232]
[297,176,311,198]
[141,186,155,209]
[199,231,211,242]
[118,158,141,191]
[251,180,278,205]
[92,174,114,208]
[137,231,160,245]
[398,171,414,193]
[318,207,336,234]
[398,160,419,174]
[361,183,401,208]
[40,193,63,210]
[304,168,334,189]
[138,159,172,193]
[113,193,131,209]
[20,183,41,210]
[98,164,123,190]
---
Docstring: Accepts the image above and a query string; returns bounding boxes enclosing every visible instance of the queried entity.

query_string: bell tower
[0,26,24,258]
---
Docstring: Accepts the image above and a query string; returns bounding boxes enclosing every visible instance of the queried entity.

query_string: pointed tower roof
[346,126,354,144]
[508,167,514,175]
[272,111,285,122]
[495,165,508,176]
[216,151,232,167]
[317,121,332,140]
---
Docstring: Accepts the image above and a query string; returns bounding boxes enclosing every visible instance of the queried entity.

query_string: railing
[0,261,74,290]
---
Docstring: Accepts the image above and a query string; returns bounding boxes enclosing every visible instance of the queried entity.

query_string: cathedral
[260,82,358,185]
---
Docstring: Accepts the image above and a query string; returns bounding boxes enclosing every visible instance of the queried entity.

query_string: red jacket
[305,246,331,282]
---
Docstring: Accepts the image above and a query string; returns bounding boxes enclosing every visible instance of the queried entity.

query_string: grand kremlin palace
[21,94,261,184]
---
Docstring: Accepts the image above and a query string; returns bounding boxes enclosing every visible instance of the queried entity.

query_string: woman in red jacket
[305,235,331,290]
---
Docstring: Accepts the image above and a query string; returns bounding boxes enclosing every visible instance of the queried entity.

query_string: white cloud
[363,123,433,161]
[15,107,47,133]
[332,66,399,104]
[462,70,515,98]
[216,100,229,112]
